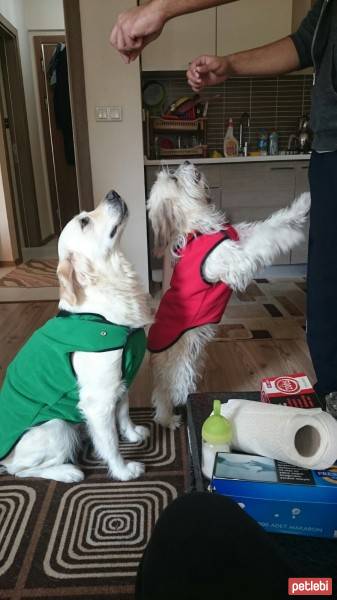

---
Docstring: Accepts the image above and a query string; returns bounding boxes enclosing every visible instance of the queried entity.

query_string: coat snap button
[100,330,107,336]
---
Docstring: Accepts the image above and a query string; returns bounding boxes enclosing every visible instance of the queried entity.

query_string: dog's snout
[106,190,122,205]
[183,160,191,166]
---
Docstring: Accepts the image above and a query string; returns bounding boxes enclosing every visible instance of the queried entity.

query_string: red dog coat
[148,225,239,352]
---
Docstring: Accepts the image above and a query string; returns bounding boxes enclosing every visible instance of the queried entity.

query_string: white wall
[0,0,21,28]
[80,0,149,287]
[0,0,64,261]
[23,0,65,30]
[22,0,65,241]
[0,120,19,261]
[0,0,24,260]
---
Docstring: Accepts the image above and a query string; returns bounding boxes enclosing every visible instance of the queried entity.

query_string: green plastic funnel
[201,399,232,445]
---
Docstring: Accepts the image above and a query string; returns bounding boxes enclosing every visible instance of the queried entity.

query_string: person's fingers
[196,63,214,75]
[187,77,203,92]
[186,68,201,84]
[117,26,127,51]
[127,49,141,62]
[110,24,118,48]
[119,50,131,64]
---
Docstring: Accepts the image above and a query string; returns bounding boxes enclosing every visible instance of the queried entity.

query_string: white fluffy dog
[0,191,152,483]
[147,162,310,430]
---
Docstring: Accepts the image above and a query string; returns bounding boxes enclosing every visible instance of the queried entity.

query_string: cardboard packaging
[261,373,321,409]
[212,452,337,538]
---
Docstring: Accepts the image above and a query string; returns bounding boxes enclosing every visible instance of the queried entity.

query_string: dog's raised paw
[114,461,145,481]
[123,425,150,444]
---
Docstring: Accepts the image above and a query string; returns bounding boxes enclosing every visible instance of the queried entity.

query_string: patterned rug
[0,408,188,599]
[216,278,306,341]
[0,260,58,288]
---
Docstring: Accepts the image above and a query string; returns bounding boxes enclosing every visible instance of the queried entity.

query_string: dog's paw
[15,464,85,483]
[59,466,85,483]
[122,425,150,444]
[113,461,145,481]
[154,413,181,431]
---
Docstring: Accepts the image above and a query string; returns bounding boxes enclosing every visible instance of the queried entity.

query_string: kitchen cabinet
[140,3,216,71]
[140,0,312,72]
[220,162,296,265]
[291,163,310,264]
[217,0,293,56]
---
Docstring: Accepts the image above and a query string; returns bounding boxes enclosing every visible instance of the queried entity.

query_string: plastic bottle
[223,118,239,158]
[201,399,233,479]
[257,129,268,156]
[268,130,279,156]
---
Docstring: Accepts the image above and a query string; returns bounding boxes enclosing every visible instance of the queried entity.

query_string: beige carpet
[0,408,188,600]
[0,259,58,288]
[216,277,306,341]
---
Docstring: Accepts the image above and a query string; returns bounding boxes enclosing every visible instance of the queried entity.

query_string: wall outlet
[95,106,122,122]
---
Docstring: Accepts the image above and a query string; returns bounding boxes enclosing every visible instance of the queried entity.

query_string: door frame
[0,12,41,252]
[33,34,66,236]
[63,0,94,212]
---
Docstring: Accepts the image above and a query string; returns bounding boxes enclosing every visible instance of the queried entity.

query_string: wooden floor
[0,301,316,406]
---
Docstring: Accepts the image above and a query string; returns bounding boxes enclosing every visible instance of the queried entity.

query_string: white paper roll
[220,399,337,470]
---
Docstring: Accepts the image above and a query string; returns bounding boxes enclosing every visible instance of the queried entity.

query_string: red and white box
[261,373,321,409]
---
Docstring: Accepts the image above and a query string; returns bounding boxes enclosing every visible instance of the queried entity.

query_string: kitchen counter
[144,154,311,166]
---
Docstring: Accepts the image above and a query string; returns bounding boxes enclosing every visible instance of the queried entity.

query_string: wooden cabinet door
[140,5,216,71]
[208,187,222,211]
[217,0,293,56]
[220,162,297,265]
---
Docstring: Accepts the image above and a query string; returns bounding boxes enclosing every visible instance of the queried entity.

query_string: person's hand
[187,55,231,91]
[110,2,167,63]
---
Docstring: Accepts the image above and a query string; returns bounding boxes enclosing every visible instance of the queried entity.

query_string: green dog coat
[0,311,146,460]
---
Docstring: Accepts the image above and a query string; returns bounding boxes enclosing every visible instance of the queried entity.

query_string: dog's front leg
[151,327,215,430]
[80,393,144,480]
[150,348,189,430]
[117,393,150,443]
[74,350,144,481]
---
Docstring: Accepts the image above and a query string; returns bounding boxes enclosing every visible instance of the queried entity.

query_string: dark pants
[308,151,337,394]
[135,493,293,600]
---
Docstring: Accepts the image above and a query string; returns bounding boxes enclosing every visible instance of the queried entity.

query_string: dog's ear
[151,200,179,257]
[57,253,95,305]
[71,253,96,288]
[57,257,78,306]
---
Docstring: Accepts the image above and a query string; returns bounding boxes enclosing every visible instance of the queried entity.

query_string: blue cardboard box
[211,452,337,539]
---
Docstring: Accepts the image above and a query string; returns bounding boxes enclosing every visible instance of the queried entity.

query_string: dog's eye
[80,216,90,229]
[110,226,118,239]
[170,175,178,183]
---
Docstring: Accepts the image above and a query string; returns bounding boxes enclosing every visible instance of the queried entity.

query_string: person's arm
[290,0,324,69]
[187,0,324,91]
[187,37,301,91]
[110,0,237,63]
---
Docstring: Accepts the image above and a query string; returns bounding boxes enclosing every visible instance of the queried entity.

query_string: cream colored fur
[1,192,153,482]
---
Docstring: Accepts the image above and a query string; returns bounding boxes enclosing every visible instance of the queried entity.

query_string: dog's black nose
[183,160,191,166]
[105,190,122,204]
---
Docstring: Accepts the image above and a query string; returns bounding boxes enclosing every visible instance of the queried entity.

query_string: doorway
[0,14,41,262]
[33,35,79,232]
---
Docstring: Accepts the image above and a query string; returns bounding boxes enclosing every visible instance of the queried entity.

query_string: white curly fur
[147,162,310,429]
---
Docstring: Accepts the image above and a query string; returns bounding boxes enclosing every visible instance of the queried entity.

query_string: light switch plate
[95,106,122,122]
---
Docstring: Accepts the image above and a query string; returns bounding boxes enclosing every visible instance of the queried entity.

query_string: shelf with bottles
[145,113,208,159]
